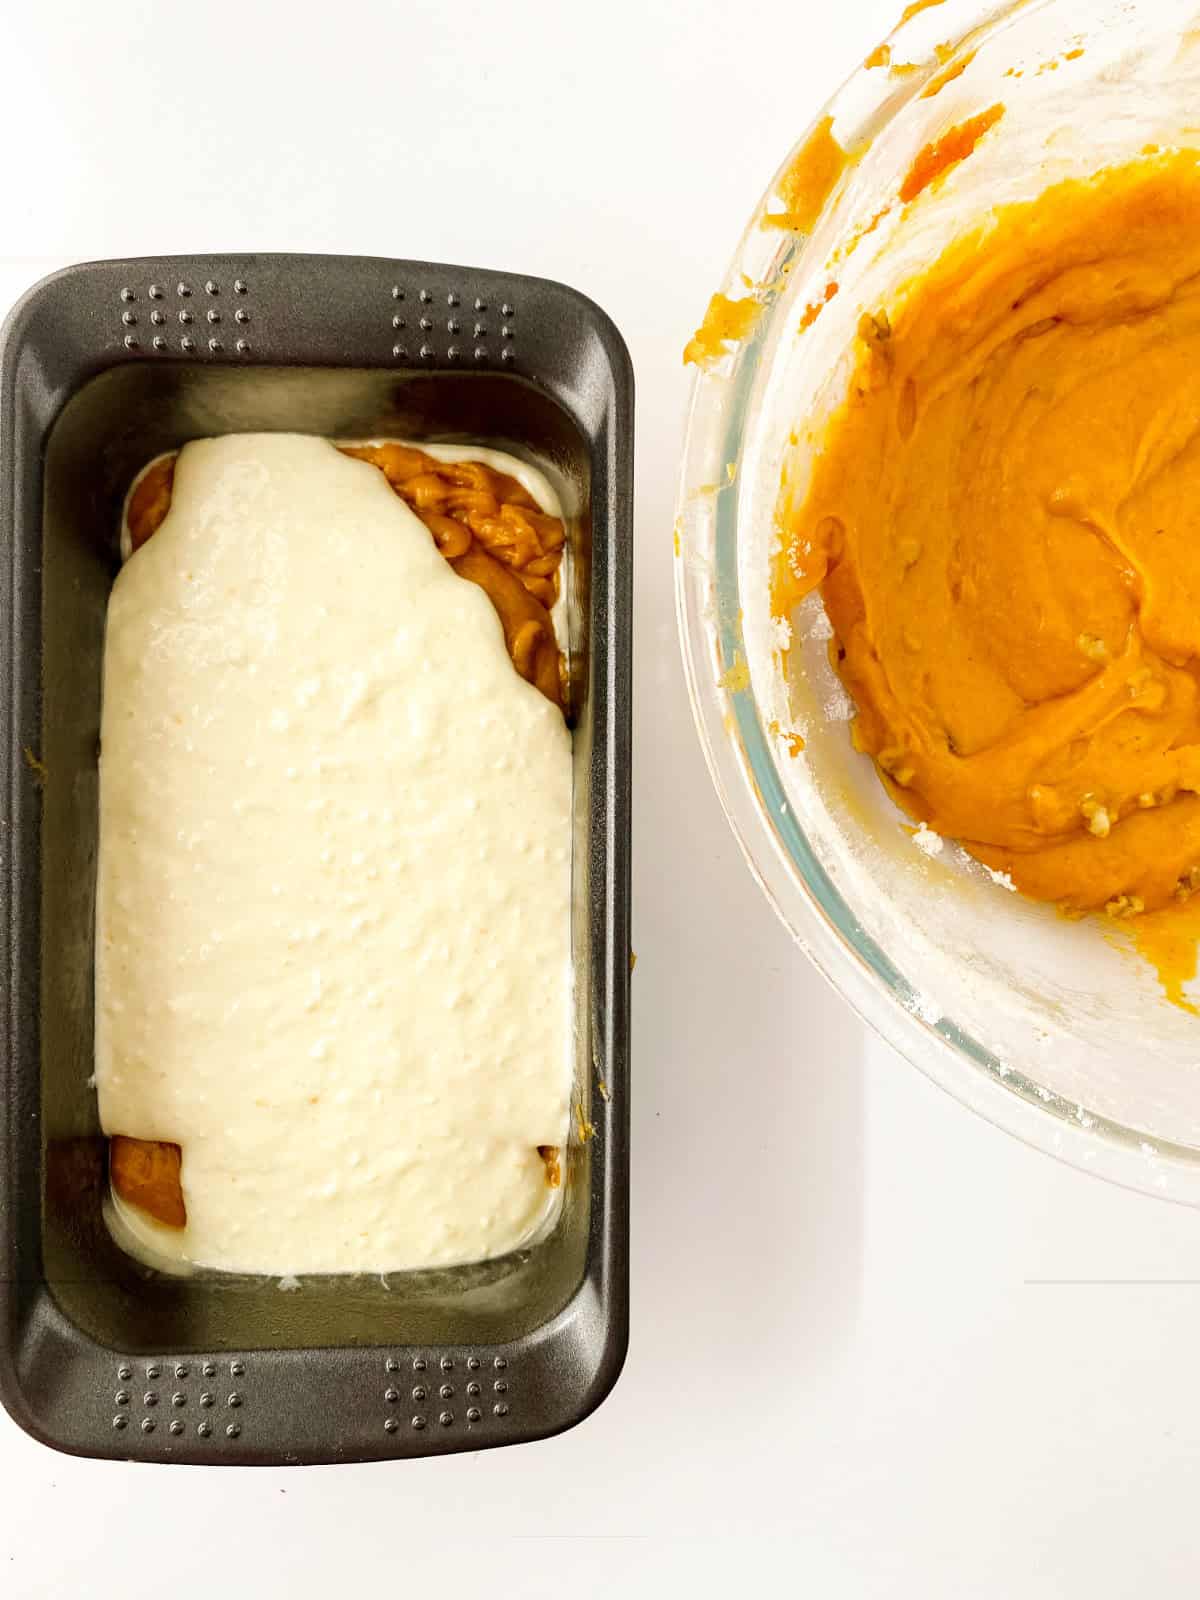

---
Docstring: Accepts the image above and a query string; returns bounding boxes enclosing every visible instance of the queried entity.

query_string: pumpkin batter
[775,153,1200,950]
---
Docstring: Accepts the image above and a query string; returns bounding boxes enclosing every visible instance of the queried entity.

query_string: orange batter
[684,293,762,369]
[768,115,849,233]
[899,104,1004,202]
[775,154,1200,963]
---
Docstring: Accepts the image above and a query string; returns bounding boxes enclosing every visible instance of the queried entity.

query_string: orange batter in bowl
[775,153,1200,983]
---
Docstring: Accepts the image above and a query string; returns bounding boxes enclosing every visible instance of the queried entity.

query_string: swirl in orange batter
[775,153,1200,998]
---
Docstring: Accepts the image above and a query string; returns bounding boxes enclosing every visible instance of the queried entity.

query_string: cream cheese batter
[96,432,573,1275]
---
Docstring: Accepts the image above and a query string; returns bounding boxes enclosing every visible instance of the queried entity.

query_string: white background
[3,1,1200,1593]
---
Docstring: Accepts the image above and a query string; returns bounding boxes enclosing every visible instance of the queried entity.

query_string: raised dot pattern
[113,1350,518,1445]
[112,1358,248,1442]
[390,285,514,366]
[119,276,253,357]
[383,1353,513,1435]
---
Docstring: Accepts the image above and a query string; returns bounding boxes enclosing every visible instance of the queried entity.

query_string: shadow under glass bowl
[675,0,1200,1203]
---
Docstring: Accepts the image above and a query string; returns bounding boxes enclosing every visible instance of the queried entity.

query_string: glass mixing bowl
[676,0,1200,1201]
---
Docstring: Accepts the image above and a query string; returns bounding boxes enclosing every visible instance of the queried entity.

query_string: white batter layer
[119,442,565,563]
[96,432,574,1275]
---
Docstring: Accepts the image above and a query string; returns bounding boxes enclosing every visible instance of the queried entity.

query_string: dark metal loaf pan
[0,255,632,1463]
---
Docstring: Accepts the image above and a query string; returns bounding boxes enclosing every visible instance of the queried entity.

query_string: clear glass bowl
[676,0,1200,1201]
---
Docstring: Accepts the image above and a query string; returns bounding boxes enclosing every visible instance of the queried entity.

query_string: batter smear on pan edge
[774,154,1200,1008]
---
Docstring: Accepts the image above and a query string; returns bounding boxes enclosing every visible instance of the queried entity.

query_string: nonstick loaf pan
[0,255,632,1463]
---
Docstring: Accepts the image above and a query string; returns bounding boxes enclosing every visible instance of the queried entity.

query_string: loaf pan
[0,255,632,1463]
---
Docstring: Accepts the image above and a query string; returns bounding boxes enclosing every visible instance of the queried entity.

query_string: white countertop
[4,1,1200,1593]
